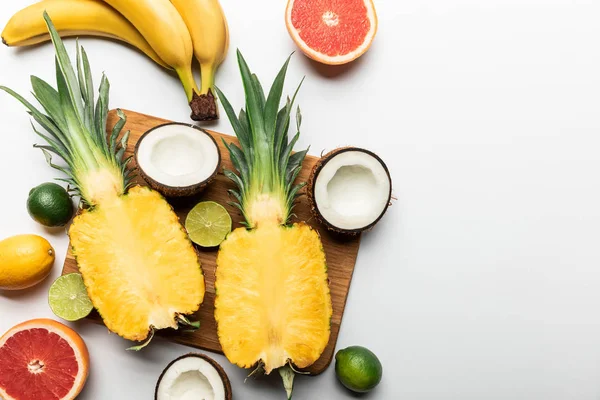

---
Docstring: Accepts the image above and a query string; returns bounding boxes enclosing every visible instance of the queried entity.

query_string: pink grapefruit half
[0,319,90,400]
[286,0,378,65]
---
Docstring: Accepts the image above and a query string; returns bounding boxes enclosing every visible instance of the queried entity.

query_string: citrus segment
[49,273,94,321]
[0,319,89,400]
[286,0,378,65]
[185,201,232,247]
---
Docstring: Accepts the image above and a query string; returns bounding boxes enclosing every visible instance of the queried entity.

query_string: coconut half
[308,147,392,234]
[135,123,221,197]
[155,353,232,400]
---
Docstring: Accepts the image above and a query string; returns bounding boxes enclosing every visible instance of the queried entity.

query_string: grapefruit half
[0,319,90,400]
[285,0,378,65]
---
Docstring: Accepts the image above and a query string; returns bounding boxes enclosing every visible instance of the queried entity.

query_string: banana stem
[189,61,219,121]
[199,62,216,96]
[175,66,200,102]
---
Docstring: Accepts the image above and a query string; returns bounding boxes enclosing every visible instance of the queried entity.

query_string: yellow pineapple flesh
[2,18,205,344]
[214,51,332,391]
[70,186,205,341]
[216,223,331,373]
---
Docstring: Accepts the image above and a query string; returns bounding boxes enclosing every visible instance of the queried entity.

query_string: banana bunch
[2,0,229,121]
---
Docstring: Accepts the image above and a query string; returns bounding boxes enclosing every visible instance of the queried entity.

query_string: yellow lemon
[0,234,55,290]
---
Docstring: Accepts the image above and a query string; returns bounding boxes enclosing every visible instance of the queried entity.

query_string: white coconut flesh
[314,150,390,230]
[137,124,219,188]
[156,357,226,400]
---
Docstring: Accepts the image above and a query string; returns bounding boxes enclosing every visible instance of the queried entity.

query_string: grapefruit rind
[285,0,378,65]
[0,319,89,400]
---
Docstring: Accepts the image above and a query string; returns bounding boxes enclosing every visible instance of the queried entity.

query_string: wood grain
[61,109,361,375]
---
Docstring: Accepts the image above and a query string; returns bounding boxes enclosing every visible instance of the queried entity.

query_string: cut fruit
[70,186,205,341]
[214,52,333,399]
[155,353,232,400]
[49,273,94,322]
[216,223,332,374]
[2,15,205,344]
[307,147,391,234]
[185,201,232,247]
[135,123,221,197]
[0,319,90,400]
[285,0,378,65]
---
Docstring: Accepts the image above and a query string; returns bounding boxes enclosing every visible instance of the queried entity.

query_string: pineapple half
[214,51,333,396]
[1,14,204,343]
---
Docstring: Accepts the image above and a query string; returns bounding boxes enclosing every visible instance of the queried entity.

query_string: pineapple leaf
[44,12,85,126]
[223,168,245,193]
[238,109,252,151]
[237,50,266,140]
[110,109,127,155]
[251,73,266,115]
[223,141,249,183]
[31,124,71,165]
[279,132,300,181]
[264,55,291,139]
[126,328,155,351]
[2,86,66,147]
[218,51,308,227]
[213,85,249,151]
[279,366,295,400]
[227,188,244,204]
[40,147,70,176]
[95,74,110,154]
[296,106,302,132]
[29,120,70,160]
[34,144,67,163]
[287,182,306,207]
[286,148,308,183]
[177,315,201,331]
[120,130,130,152]
[227,200,250,226]
[78,44,96,140]
[76,42,87,103]
[275,78,304,165]
[31,76,68,134]
[56,57,88,154]
[2,13,131,206]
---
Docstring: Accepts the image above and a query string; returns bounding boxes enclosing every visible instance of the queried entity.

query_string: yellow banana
[171,0,229,121]
[2,0,169,69]
[101,0,202,115]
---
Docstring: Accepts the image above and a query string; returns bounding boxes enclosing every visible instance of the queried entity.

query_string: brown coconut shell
[307,147,392,235]
[134,123,221,198]
[155,353,232,400]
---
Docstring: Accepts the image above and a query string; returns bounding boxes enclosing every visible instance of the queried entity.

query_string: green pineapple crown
[1,12,132,206]
[215,50,308,228]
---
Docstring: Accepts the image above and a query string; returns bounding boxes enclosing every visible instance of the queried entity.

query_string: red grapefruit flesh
[286,0,378,65]
[0,319,89,400]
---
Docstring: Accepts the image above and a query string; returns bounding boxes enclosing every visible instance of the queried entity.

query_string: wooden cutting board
[62,109,361,375]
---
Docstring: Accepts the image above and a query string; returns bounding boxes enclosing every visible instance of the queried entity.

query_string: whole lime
[27,183,74,227]
[335,346,383,393]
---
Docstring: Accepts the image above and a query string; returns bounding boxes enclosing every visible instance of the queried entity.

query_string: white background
[1,0,600,399]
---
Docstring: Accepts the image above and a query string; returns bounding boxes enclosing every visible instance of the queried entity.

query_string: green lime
[48,273,93,321]
[185,201,232,247]
[27,182,74,227]
[335,346,383,393]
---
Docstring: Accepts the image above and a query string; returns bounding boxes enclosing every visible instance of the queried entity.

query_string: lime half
[185,201,232,247]
[49,273,94,321]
